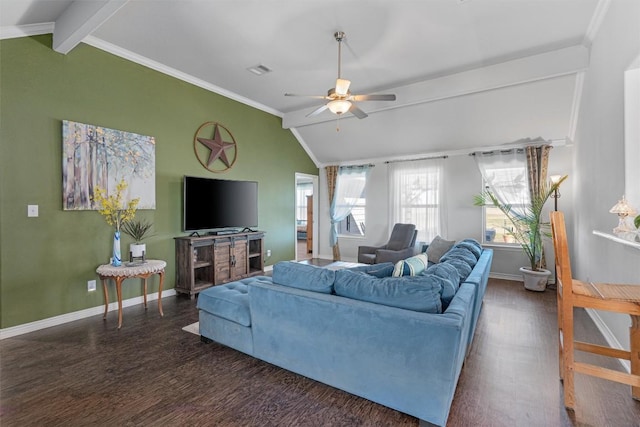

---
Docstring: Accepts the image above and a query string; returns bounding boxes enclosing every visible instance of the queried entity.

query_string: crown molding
[0,22,54,40]
[289,128,320,168]
[83,35,283,118]
[583,0,612,47]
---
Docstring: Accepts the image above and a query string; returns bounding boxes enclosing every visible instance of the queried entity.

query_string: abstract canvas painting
[62,120,156,210]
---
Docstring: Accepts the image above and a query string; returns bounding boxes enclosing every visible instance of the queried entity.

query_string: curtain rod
[385,155,448,164]
[320,138,568,168]
[468,144,552,156]
[338,164,375,169]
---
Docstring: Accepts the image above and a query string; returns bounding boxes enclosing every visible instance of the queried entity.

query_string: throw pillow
[392,253,429,277]
[426,235,455,263]
[272,261,336,294]
[334,269,442,313]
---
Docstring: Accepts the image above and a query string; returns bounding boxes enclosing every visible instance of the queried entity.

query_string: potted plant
[635,214,640,232]
[122,219,153,261]
[474,175,568,291]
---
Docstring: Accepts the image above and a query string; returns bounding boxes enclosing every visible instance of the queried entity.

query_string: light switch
[27,205,39,217]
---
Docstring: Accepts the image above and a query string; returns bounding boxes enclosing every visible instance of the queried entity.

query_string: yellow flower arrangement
[92,179,140,231]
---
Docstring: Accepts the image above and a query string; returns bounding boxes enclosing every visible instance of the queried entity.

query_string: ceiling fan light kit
[328,99,351,115]
[285,31,396,121]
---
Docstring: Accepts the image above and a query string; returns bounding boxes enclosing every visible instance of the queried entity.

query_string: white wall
[572,0,640,350]
[318,145,575,281]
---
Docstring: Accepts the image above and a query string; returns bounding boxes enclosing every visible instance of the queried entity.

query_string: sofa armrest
[375,247,416,264]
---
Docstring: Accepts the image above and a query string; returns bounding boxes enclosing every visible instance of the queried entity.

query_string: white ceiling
[0,0,603,166]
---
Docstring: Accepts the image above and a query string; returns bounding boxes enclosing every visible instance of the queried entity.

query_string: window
[474,150,530,245]
[331,165,371,240]
[388,158,445,243]
[337,185,366,236]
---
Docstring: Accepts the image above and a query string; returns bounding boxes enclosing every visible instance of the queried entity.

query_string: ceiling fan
[285,31,396,120]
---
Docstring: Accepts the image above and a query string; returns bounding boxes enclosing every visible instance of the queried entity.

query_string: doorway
[295,173,318,261]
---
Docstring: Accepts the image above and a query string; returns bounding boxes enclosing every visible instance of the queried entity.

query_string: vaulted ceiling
[1,0,603,166]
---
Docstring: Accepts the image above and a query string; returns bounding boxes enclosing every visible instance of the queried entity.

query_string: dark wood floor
[1,277,639,426]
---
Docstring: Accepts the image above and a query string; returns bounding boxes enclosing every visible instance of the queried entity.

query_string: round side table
[96,260,166,329]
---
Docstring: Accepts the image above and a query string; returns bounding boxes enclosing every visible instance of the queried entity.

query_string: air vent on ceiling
[247,64,272,76]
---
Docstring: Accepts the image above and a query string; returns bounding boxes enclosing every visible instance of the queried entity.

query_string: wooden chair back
[550,210,640,410]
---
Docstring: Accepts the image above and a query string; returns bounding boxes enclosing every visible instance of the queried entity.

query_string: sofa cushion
[272,261,335,294]
[454,241,482,260]
[392,253,429,277]
[367,264,395,278]
[334,269,442,313]
[426,235,456,263]
[440,247,478,268]
[196,281,251,326]
[445,258,473,282]
[424,263,460,307]
[348,262,395,278]
[459,238,482,251]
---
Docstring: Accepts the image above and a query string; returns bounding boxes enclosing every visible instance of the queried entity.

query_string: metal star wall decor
[193,121,238,173]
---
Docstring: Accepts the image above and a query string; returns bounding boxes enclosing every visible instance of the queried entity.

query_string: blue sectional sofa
[197,241,493,426]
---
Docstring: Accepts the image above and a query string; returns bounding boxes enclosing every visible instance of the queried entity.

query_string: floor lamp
[550,175,562,285]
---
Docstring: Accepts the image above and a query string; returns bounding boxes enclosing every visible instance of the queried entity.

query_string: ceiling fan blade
[306,104,329,117]
[349,104,368,119]
[351,94,396,102]
[285,93,330,99]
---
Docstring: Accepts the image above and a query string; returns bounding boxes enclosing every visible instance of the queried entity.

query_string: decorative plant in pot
[474,174,568,291]
[122,219,153,262]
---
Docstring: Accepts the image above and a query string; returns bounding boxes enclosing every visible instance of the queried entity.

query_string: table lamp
[609,195,637,233]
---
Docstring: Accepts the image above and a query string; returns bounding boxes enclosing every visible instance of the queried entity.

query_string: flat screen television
[183,176,258,232]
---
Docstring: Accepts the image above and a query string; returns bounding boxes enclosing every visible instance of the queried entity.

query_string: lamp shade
[328,99,351,115]
[550,174,563,184]
[609,195,637,216]
[335,78,351,96]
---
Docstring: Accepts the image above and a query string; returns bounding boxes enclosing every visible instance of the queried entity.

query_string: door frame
[294,173,318,260]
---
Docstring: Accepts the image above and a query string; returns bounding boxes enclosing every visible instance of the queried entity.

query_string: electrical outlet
[87,280,97,292]
[266,249,272,257]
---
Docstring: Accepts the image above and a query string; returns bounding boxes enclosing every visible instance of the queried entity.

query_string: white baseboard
[584,308,630,372]
[0,289,176,340]
[489,272,523,282]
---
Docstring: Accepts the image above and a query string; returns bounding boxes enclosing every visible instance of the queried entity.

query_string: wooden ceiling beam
[53,0,128,54]
[282,45,589,129]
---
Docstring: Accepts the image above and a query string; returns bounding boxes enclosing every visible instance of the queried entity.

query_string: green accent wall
[0,35,318,329]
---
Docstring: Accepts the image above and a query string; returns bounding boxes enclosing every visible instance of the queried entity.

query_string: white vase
[520,267,551,292]
[130,243,146,258]
[112,231,122,266]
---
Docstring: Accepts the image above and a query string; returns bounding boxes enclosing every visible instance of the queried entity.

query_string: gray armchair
[357,223,417,264]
